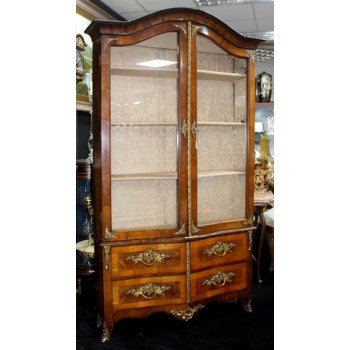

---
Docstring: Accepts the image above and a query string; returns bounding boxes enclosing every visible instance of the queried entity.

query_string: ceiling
[97,0,274,40]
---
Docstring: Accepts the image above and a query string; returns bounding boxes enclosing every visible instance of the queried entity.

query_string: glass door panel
[196,35,247,226]
[110,33,179,231]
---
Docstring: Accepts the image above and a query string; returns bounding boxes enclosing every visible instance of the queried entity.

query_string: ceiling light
[137,59,177,68]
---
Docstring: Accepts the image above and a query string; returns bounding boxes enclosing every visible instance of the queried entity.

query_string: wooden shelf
[197,121,245,126]
[197,70,245,82]
[110,121,245,127]
[111,172,178,181]
[110,67,245,83]
[111,121,178,126]
[198,170,245,178]
[110,67,177,79]
[111,170,245,181]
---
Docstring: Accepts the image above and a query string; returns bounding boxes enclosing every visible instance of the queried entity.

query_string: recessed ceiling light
[137,59,177,68]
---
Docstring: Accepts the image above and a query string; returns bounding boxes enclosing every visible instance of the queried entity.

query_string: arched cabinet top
[85,7,263,50]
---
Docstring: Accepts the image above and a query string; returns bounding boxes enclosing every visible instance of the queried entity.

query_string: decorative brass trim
[181,120,188,138]
[187,21,193,236]
[101,322,111,342]
[186,242,191,303]
[174,23,187,37]
[174,223,186,236]
[105,227,117,239]
[246,214,254,226]
[126,250,170,266]
[104,245,111,270]
[248,230,253,252]
[191,121,199,135]
[202,271,236,288]
[103,37,116,52]
[191,24,202,36]
[191,221,200,234]
[126,283,171,300]
[203,241,236,257]
[170,304,204,321]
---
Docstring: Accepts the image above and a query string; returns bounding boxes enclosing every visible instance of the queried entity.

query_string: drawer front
[112,275,186,311]
[191,233,249,271]
[191,263,248,302]
[111,243,186,279]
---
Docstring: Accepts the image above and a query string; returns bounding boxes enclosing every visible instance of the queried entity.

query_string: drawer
[111,243,186,279]
[112,275,186,311]
[191,233,249,271]
[191,263,248,302]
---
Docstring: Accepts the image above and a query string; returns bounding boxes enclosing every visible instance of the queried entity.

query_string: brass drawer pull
[203,241,236,257]
[126,283,171,300]
[126,250,170,266]
[202,272,236,288]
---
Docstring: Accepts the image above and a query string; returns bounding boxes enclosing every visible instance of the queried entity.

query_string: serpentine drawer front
[191,233,249,271]
[190,263,248,302]
[111,243,186,279]
[112,275,186,311]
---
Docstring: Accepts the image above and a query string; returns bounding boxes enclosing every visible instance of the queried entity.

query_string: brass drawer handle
[203,241,236,257]
[126,283,171,300]
[126,250,171,266]
[202,272,236,288]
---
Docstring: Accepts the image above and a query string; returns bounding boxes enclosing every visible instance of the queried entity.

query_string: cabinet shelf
[198,170,245,178]
[111,172,178,181]
[110,67,245,82]
[110,67,177,79]
[197,70,246,82]
[110,121,246,127]
[111,170,245,181]
[110,121,178,127]
[197,121,245,126]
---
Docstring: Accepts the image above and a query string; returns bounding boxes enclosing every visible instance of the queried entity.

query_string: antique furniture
[85,8,262,342]
[256,71,272,102]
[76,160,95,296]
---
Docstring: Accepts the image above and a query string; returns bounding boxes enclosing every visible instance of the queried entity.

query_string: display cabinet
[85,8,262,342]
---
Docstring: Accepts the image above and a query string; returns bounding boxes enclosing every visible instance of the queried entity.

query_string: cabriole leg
[101,321,112,342]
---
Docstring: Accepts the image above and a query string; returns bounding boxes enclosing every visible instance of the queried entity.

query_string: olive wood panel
[191,233,249,271]
[191,263,247,302]
[112,275,186,311]
[111,243,186,279]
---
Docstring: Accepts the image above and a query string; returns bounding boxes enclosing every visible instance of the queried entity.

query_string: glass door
[196,35,248,227]
[109,33,180,233]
